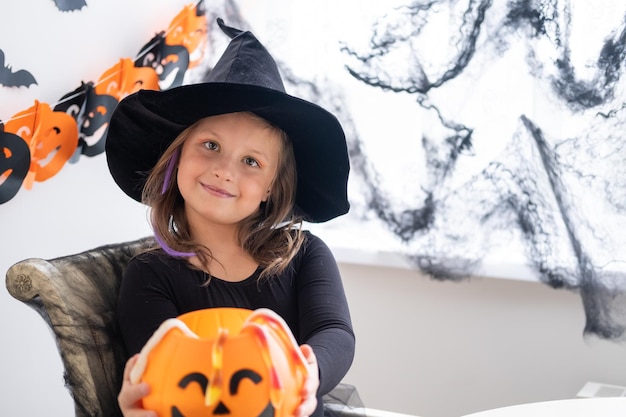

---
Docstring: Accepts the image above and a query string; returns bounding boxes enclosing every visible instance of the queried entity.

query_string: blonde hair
[142,112,304,280]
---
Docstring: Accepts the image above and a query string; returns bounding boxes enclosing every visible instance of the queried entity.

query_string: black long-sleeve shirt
[117,231,355,417]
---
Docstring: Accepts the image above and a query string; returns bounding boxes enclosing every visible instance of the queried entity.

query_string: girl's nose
[212,159,234,181]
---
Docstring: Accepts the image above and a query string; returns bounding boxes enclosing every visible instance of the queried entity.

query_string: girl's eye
[203,141,219,151]
[243,157,259,167]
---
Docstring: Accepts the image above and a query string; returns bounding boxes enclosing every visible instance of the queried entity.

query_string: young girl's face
[177,112,282,229]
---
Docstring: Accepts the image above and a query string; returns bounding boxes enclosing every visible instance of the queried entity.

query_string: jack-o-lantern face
[131,308,308,417]
[4,100,78,189]
[94,58,160,101]
[165,3,207,68]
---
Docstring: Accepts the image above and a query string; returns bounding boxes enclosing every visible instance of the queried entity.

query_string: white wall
[339,263,626,417]
[2,1,626,417]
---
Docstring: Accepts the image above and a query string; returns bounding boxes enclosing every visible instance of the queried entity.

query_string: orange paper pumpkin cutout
[94,58,160,100]
[131,308,308,417]
[165,3,208,68]
[4,100,78,189]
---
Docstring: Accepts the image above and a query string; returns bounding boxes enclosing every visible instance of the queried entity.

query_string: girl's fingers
[295,344,320,417]
[118,355,156,417]
[123,354,139,381]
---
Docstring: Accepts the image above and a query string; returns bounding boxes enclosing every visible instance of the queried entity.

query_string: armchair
[5,236,155,417]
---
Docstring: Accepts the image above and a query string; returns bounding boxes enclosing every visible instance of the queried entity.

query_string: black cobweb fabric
[197,1,626,341]
[323,383,367,417]
[331,0,626,341]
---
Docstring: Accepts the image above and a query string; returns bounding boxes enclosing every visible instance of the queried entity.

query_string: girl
[106,18,354,417]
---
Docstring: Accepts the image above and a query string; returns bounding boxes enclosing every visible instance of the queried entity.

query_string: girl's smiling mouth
[202,183,235,197]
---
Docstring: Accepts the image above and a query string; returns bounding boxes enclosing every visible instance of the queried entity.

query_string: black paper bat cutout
[0,49,37,88]
[51,0,87,12]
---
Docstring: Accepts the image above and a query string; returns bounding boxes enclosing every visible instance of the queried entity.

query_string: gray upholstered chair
[5,236,155,417]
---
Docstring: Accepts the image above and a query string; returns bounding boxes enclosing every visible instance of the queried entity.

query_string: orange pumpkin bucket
[130,308,308,417]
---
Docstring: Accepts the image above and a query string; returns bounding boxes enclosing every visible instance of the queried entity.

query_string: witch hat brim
[105,18,349,223]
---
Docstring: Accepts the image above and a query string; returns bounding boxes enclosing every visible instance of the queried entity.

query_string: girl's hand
[118,354,156,417]
[295,344,320,417]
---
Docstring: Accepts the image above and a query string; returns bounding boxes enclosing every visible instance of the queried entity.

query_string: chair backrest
[5,236,156,417]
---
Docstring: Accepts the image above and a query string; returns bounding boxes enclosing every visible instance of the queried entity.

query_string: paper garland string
[0,0,207,204]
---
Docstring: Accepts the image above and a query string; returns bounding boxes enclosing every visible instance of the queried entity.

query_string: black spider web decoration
[337,0,626,340]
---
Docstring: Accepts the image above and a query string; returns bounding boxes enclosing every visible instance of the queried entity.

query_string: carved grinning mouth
[171,399,275,417]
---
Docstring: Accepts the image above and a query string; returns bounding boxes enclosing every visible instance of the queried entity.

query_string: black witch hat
[105,18,349,222]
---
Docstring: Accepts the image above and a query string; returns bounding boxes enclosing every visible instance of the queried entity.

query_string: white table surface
[461,397,626,417]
